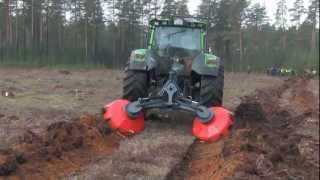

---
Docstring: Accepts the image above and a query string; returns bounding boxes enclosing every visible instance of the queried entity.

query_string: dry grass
[0,69,122,148]
[224,72,283,109]
[67,118,194,180]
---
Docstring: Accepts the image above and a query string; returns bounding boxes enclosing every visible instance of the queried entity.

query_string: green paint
[132,58,145,62]
[201,31,205,51]
[148,26,155,49]
[134,49,147,54]
[130,49,147,62]
[205,53,219,68]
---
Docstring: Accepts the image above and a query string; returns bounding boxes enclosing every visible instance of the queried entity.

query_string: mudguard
[128,50,221,77]
[127,49,157,71]
[192,53,221,76]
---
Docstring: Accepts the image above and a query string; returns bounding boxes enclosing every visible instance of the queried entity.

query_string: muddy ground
[0,68,318,180]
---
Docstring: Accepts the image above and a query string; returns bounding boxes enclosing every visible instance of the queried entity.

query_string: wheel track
[1,78,317,180]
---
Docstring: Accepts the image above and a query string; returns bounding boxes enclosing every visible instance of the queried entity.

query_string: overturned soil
[169,78,319,180]
[0,115,121,179]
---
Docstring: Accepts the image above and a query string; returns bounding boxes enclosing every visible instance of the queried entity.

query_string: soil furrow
[167,78,319,180]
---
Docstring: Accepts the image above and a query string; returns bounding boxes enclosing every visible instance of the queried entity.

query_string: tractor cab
[148,18,208,58]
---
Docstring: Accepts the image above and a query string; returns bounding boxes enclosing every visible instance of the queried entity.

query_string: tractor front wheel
[200,75,224,107]
[199,63,224,107]
[123,70,148,101]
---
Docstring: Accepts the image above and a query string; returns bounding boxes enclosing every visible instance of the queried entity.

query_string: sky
[188,0,311,24]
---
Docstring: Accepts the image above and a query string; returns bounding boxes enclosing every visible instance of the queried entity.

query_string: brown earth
[1,68,318,180]
[170,78,319,180]
[0,114,121,179]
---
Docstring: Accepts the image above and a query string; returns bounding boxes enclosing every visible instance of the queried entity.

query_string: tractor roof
[149,17,208,29]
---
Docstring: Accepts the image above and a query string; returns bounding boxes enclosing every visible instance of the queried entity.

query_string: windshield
[153,26,201,57]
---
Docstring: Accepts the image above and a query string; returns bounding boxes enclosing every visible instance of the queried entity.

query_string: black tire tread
[123,70,148,101]
[200,67,224,107]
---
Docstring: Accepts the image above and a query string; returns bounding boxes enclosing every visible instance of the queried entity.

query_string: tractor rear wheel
[199,67,224,107]
[123,70,148,101]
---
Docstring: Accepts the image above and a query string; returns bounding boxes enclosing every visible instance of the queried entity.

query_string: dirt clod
[0,115,120,179]
[58,70,71,75]
[0,150,25,176]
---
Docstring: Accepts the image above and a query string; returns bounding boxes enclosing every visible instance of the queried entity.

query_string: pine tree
[275,0,288,65]
[198,0,216,18]
[289,0,306,27]
[160,0,177,17]
[306,0,319,26]
[94,0,104,25]
[3,0,12,45]
[50,0,66,50]
[306,0,319,55]
[246,3,268,31]
[0,1,3,60]
[197,0,219,30]
[275,0,287,29]
[176,0,189,16]
[91,0,104,62]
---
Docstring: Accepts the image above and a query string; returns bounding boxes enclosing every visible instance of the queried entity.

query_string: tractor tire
[200,65,224,107]
[123,70,148,102]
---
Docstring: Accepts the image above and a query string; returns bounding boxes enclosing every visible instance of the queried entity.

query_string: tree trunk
[310,26,316,54]
[40,12,43,48]
[46,7,49,59]
[31,0,34,40]
[113,25,116,68]
[31,0,34,60]
[15,1,19,59]
[239,28,243,72]
[94,23,98,62]
[85,17,88,60]
[281,29,287,49]
[4,0,11,57]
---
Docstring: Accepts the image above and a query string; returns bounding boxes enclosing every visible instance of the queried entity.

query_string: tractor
[103,17,233,141]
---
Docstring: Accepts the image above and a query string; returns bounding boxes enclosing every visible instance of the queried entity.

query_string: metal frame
[125,70,214,123]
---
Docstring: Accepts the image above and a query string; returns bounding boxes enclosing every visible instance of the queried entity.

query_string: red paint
[192,107,233,142]
[104,99,144,136]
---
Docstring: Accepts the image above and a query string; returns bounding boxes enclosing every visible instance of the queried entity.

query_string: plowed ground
[169,78,319,180]
[0,68,318,180]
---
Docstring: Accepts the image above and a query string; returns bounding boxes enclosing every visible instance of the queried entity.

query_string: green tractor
[123,17,224,107]
[103,17,232,142]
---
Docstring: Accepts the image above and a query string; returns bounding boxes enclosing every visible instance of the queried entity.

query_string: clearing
[0,68,318,180]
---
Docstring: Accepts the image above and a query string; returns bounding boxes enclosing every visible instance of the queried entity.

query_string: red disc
[192,107,233,142]
[104,99,144,135]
